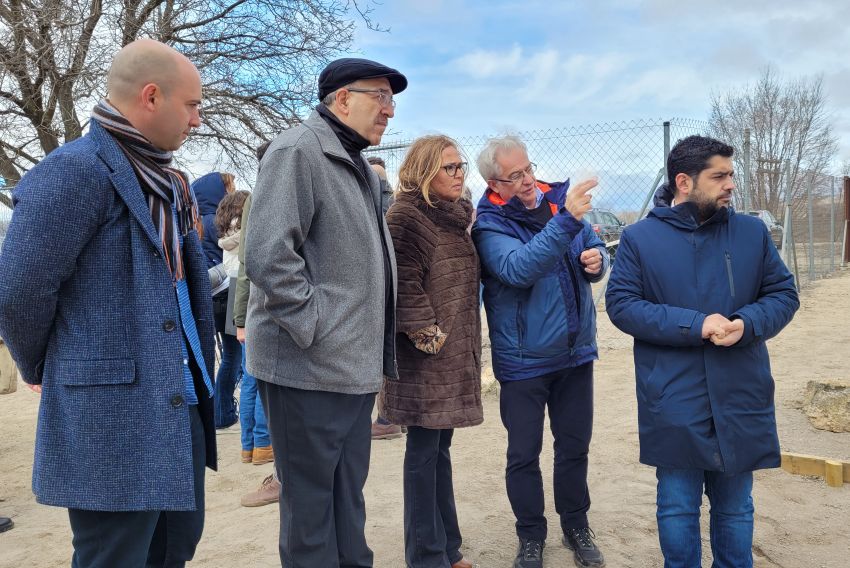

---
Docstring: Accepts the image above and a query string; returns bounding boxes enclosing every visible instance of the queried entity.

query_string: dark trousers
[499,362,594,542]
[68,405,206,568]
[404,427,461,568]
[259,381,375,568]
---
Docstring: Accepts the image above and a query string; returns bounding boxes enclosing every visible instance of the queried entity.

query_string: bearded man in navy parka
[473,135,609,568]
[606,135,799,568]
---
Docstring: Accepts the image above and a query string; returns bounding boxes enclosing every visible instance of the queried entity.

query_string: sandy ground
[1,269,849,568]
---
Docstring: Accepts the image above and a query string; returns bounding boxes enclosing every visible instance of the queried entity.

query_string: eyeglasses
[491,162,536,185]
[346,88,396,108]
[441,162,468,178]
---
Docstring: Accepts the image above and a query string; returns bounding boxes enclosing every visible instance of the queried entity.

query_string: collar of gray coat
[303,111,363,166]
[302,111,381,196]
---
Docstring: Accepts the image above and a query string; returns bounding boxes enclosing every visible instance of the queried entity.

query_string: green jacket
[232,192,252,328]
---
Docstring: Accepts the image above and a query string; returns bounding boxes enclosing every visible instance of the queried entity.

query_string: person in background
[192,171,241,429]
[367,155,395,215]
[472,135,608,568]
[606,135,799,568]
[234,142,281,507]
[379,135,482,568]
[368,154,405,441]
[215,189,273,468]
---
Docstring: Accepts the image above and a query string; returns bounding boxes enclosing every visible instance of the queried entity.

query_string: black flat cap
[318,58,407,101]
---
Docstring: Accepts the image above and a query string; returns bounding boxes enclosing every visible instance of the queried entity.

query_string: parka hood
[648,181,732,231]
[191,172,227,216]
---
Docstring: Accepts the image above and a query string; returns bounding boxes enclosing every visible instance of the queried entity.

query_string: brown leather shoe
[240,474,280,507]
[252,445,274,465]
[371,421,403,440]
[241,449,253,463]
[451,559,473,568]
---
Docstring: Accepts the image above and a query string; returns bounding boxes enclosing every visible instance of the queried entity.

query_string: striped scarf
[91,100,200,282]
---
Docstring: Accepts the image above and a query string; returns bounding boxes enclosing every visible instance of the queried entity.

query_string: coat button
[170,394,185,408]
[163,319,177,332]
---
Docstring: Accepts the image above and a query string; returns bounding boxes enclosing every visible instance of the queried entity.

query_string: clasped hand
[701,313,744,347]
[580,248,603,275]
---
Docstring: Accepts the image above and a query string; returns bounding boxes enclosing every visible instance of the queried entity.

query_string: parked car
[584,208,626,262]
[746,209,783,249]
[585,208,625,244]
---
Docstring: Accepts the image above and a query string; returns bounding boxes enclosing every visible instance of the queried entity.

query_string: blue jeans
[656,468,754,568]
[239,347,269,450]
[214,333,241,428]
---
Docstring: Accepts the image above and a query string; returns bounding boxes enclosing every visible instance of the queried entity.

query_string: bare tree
[709,67,837,214]
[0,0,383,206]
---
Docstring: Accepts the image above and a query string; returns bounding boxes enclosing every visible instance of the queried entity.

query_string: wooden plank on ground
[780,451,850,486]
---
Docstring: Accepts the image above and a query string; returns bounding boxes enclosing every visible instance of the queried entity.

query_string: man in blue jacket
[606,135,799,568]
[473,136,609,568]
[0,39,216,567]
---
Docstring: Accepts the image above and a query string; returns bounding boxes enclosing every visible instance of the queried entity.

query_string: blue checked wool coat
[0,121,217,511]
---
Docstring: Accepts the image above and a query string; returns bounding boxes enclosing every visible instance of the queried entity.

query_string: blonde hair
[220,172,236,194]
[396,135,462,206]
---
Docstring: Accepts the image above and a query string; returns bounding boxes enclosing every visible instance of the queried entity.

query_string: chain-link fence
[366,119,849,350]
[774,171,845,289]
[367,118,708,216]
[1,121,846,350]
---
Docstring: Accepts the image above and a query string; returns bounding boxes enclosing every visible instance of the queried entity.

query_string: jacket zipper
[724,251,735,298]
[564,256,581,348]
[516,301,525,350]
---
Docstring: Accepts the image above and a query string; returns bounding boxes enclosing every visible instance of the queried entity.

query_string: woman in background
[192,171,240,428]
[214,190,274,466]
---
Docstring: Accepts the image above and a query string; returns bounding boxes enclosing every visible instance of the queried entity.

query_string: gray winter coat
[245,111,397,394]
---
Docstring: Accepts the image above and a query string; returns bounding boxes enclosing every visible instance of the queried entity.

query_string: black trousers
[259,381,375,568]
[499,362,594,542]
[404,427,461,568]
[68,405,206,568]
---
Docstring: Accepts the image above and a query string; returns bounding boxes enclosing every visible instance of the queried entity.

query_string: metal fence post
[663,121,671,171]
[830,176,836,271]
[841,176,850,268]
[807,172,815,281]
[743,128,751,214]
[780,160,791,265]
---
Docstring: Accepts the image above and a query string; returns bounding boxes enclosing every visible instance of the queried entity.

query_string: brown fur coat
[380,190,483,429]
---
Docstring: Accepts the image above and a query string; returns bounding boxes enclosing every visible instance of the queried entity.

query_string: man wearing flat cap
[245,57,406,567]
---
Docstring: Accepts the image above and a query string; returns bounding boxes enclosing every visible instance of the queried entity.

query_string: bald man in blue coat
[0,40,215,567]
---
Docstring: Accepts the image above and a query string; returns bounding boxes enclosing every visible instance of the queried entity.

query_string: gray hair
[321,81,362,107]
[321,90,338,106]
[476,135,528,181]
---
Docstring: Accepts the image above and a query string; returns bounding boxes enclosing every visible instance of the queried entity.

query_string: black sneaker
[513,538,544,568]
[563,527,605,567]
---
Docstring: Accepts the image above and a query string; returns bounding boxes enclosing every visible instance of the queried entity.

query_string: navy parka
[605,187,799,473]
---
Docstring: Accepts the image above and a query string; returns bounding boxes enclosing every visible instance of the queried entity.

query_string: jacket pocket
[53,359,136,386]
[724,251,736,298]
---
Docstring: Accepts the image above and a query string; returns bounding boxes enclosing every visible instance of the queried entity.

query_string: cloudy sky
[348,0,850,167]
